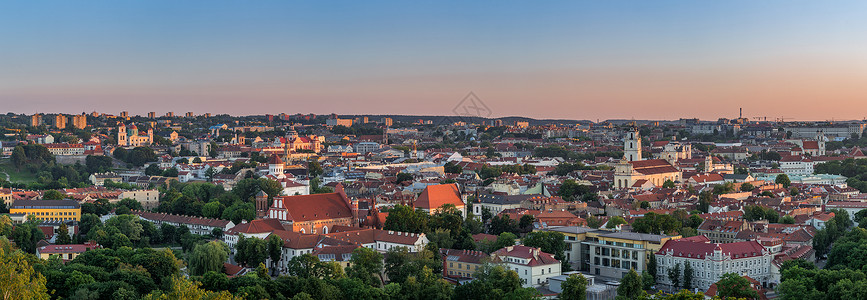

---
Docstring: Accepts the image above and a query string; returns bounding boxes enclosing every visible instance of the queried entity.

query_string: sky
[1,1,867,121]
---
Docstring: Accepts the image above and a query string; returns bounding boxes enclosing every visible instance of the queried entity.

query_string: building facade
[10,199,81,222]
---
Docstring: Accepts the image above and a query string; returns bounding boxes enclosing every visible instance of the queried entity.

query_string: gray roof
[597,231,672,242]
[543,226,596,235]
[477,193,542,205]
[12,199,80,209]
[723,174,750,180]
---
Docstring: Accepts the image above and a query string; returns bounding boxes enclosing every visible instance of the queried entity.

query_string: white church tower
[624,126,642,162]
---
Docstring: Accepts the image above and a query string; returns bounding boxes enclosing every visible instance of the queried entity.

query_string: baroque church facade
[613,127,683,189]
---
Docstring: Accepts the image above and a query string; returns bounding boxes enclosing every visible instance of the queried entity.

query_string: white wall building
[655,238,773,291]
[492,245,562,287]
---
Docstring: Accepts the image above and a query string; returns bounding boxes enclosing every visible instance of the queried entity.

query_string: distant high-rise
[381,117,393,127]
[72,114,87,129]
[185,112,194,118]
[55,114,67,129]
[165,112,174,118]
[31,114,43,127]
[203,113,211,118]
[120,111,129,118]
[147,112,156,119]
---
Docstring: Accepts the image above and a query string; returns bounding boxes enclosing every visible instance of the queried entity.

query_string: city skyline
[2,1,867,120]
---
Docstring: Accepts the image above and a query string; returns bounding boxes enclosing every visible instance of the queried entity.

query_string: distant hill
[340,115,592,126]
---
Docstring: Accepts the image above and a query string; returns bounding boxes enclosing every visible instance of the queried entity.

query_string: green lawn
[0,158,39,183]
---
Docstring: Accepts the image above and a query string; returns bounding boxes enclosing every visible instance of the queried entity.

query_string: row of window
[29,211,77,216]
[595,257,639,270]
[595,247,638,259]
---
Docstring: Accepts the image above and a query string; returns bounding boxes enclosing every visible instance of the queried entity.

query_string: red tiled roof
[225,219,285,235]
[629,159,680,175]
[657,239,767,260]
[272,192,352,222]
[414,184,464,210]
[492,245,559,267]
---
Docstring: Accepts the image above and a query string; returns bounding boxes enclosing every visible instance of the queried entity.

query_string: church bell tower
[624,126,642,162]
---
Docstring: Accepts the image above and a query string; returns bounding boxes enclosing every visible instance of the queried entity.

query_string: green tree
[453,263,537,299]
[307,159,323,178]
[682,262,694,290]
[201,201,224,219]
[740,182,755,192]
[587,215,603,229]
[11,146,26,170]
[776,174,791,188]
[43,190,65,200]
[488,214,518,235]
[383,205,428,234]
[188,241,229,276]
[606,216,627,229]
[346,247,384,287]
[56,223,72,245]
[12,220,44,253]
[560,273,588,300]
[258,178,283,199]
[145,164,162,176]
[648,254,658,279]
[396,265,453,300]
[667,262,681,290]
[617,269,643,300]
[558,179,591,201]
[715,273,759,299]
[662,180,676,189]
[443,162,463,174]
[0,240,50,300]
[518,214,535,232]
[235,235,267,268]
[395,173,413,184]
[523,231,570,271]
[266,235,283,275]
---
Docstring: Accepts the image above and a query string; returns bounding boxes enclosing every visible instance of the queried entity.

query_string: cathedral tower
[624,126,642,162]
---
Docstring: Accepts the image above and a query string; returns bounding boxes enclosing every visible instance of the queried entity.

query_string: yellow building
[10,199,81,222]
[441,248,487,279]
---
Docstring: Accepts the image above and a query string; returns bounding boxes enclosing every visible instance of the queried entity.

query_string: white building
[779,156,816,176]
[354,142,381,154]
[655,238,773,291]
[492,245,562,287]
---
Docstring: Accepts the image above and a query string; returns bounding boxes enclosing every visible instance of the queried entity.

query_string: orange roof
[413,183,464,210]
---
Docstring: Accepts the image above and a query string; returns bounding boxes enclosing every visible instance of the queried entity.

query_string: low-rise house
[491,245,561,287]
[37,242,101,261]
[441,248,488,279]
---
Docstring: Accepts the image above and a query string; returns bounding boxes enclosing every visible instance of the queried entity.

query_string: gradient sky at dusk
[2,1,867,120]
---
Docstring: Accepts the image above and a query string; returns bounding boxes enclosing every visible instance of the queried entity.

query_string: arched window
[322,226,329,234]
[299,228,305,233]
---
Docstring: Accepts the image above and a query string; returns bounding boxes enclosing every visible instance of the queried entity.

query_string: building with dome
[118,123,153,147]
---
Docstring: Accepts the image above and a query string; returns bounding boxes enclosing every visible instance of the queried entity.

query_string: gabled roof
[272,192,352,222]
[414,183,464,210]
[225,219,286,235]
[657,239,767,260]
[629,159,680,175]
[492,245,559,267]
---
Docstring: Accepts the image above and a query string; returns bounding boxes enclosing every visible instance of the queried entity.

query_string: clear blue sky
[2,1,866,120]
